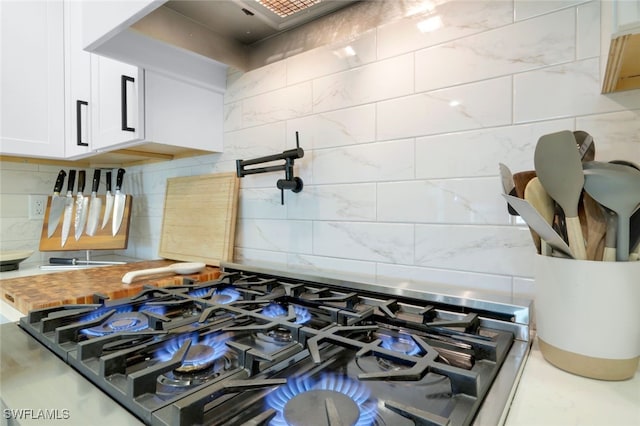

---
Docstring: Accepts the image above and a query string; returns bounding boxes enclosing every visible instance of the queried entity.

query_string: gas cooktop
[5,262,531,426]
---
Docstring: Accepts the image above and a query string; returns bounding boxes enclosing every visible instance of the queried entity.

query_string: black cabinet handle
[76,100,88,146]
[121,75,135,132]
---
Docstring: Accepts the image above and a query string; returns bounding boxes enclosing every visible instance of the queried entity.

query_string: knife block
[39,195,133,251]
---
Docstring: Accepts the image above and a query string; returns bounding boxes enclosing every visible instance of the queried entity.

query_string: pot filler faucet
[236,132,304,205]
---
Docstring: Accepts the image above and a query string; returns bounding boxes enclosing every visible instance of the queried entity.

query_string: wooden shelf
[602,32,640,93]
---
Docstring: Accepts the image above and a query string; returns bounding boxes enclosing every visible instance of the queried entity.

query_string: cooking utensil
[85,170,102,236]
[121,262,206,284]
[74,170,88,241]
[534,130,587,260]
[601,207,618,261]
[630,208,640,258]
[49,257,126,266]
[583,193,607,261]
[101,170,114,230]
[524,177,555,255]
[0,250,34,272]
[502,194,574,259]
[583,164,640,261]
[112,168,126,236]
[513,170,537,199]
[61,170,77,247]
[574,130,595,161]
[499,163,519,215]
[46,170,67,238]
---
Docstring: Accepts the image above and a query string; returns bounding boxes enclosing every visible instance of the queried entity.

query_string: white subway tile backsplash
[514,0,583,21]
[313,221,414,264]
[287,183,377,221]
[311,139,414,184]
[415,224,535,277]
[224,102,242,132]
[414,119,574,179]
[242,82,313,127]
[224,122,288,161]
[576,109,640,163]
[312,54,414,113]
[236,219,313,253]
[514,58,640,123]
[377,77,512,141]
[377,0,513,60]
[234,247,288,265]
[377,178,511,225]
[287,253,376,277]
[576,1,601,59]
[416,8,575,92]
[238,188,288,220]
[225,61,286,104]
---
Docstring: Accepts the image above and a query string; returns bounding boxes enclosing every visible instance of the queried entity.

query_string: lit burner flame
[262,303,311,324]
[157,332,229,369]
[79,305,133,323]
[80,311,148,337]
[207,287,241,304]
[380,334,421,356]
[188,288,210,298]
[266,374,377,426]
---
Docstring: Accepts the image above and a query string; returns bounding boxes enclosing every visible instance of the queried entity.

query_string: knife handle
[105,171,112,192]
[115,168,126,191]
[78,170,86,193]
[92,169,101,193]
[67,170,76,192]
[49,257,77,265]
[53,170,66,194]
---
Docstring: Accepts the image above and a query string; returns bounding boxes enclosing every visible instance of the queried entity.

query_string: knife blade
[101,170,114,229]
[60,170,76,247]
[112,168,126,236]
[85,169,102,236]
[46,170,67,238]
[74,170,89,241]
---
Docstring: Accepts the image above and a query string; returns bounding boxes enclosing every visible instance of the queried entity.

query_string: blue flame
[262,303,311,325]
[380,334,421,356]
[210,287,241,304]
[79,305,133,323]
[138,304,167,316]
[266,375,377,426]
[157,332,229,366]
[80,311,148,336]
[188,287,210,298]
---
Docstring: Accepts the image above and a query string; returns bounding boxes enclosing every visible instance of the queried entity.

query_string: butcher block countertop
[0,259,220,314]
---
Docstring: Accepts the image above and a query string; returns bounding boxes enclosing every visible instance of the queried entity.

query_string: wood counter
[0,260,221,314]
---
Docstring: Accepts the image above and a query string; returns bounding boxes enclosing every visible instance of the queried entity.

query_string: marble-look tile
[313,221,414,264]
[415,8,575,92]
[377,178,511,225]
[312,54,414,113]
[0,169,58,195]
[0,218,43,242]
[415,224,536,276]
[514,58,640,123]
[576,110,640,163]
[311,139,414,184]
[514,0,583,21]
[224,122,287,161]
[576,1,600,60]
[286,104,376,149]
[378,77,512,140]
[238,188,288,220]
[286,29,377,85]
[377,0,513,59]
[236,218,313,254]
[376,263,513,295]
[287,253,376,277]
[0,194,28,218]
[225,61,286,104]
[224,101,242,132]
[242,82,313,127]
[415,118,574,179]
[234,247,288,265]
[513,276,536,300]
[287,183,376,221]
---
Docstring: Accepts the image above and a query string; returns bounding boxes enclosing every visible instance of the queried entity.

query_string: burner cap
[268,327,292,343]
[175,344,217,373]
[284,390,359,426]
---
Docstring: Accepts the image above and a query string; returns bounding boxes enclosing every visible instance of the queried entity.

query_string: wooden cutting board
[0,260,220,314]
[158,172,239,266]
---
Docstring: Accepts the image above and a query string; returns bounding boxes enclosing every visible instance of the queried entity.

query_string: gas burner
[138,304,167,316]
[266,375,377,426]
[379,334,421,356]
[79,305,133,323]
[262,303,311,324]
[188,288,210,298]
[257,327,293,344]
[80,311,149,337]
[209,287,241,304]
[157,332,230,371]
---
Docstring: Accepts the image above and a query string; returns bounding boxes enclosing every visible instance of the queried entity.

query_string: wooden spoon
[513,171,537,199]
[601,207,618,261]
[525,177,554,255]
[534,131,587,260]
[582,193,607,261]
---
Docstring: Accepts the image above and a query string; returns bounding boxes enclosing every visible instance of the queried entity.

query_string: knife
[101,170,114,229]
[112,168,126,236]
[74,170,89,241]
[46,170,67,238]
[85,169,102,236]
[60,170,76,247]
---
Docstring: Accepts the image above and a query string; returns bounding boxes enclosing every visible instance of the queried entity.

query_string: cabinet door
[91,56,144,151]
[0,0,64,158]
[64,0,92,158]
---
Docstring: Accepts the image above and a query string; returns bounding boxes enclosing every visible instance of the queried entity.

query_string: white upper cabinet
[615,0,640,33]
[0,0,65,158]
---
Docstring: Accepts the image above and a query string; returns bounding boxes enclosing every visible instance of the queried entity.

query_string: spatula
[534,131,587,260]
[583,164,640,261]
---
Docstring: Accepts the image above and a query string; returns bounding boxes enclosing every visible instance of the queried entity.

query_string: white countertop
[1,261,638,425]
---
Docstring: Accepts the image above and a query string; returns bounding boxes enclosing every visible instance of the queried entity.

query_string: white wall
[4,1,637,298]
